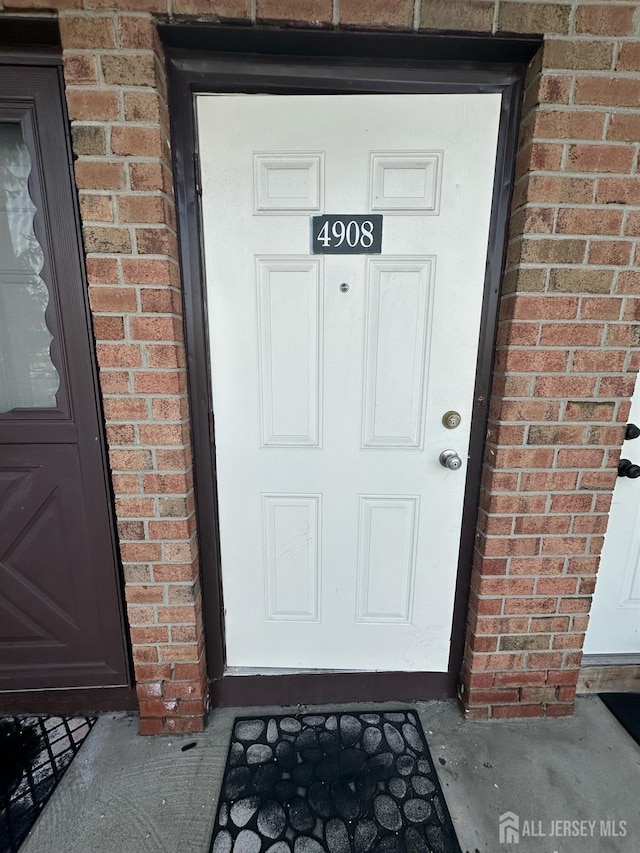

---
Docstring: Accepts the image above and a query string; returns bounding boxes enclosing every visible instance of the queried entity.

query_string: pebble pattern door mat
[210,710,461,853]
[0,715,96,853]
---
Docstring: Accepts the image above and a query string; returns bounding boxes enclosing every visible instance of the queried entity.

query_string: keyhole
[339,283,349,293]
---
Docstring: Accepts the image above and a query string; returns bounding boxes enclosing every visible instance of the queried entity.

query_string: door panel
[585,373,640,656]
[197,94,501,672]
[0,66,130,695]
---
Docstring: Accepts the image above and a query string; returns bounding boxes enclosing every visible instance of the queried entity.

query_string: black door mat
[210,710,461,853]
[0,715,96,853]
[599,693,640,746]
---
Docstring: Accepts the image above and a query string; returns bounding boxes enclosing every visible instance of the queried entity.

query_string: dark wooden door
[0,63,131,704]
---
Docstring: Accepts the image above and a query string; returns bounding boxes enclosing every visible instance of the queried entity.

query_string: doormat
[599,693,640,747]
[209,710,461,853]
[0,715,96,853]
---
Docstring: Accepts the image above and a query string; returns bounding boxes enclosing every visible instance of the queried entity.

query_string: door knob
[618,459,640,478]
[626,423,640,440]
[439,449,462,471]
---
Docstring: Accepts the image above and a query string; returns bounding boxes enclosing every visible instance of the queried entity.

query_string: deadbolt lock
[442,410,462,430]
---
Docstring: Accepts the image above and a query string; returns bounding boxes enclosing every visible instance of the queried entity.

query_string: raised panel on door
[198,93,501,673]
[0,66,130,698]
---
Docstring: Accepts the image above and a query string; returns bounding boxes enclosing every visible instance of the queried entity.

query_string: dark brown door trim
[165,25,538,707]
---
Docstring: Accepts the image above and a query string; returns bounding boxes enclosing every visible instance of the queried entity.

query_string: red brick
[172,0,248,14]
[130,317,181,342]
[97,343,142,367]
[543,39,613,72]
[130,626,169,644]
[504,597,558,615]
[589,240,633,265]
[157,606,196,624]
[75,161,125,190]
[60,14,115,48]
[598,178,640,205]
[467,652,525,671]
[67,89,119,122]
[498,2,569,33]
[509,558,565,577]
[520,472,578,491]
[339,0,413,29]
[608,114,640,143]
[94,315,124,340]
[118,15,156,49]
[507,295,578,320]
[530,616,571,633]
[111,126,164,157]
[134,372,185,394]
[575,77,640,108]
[534,109,606,141]
[86,257,119,284]
[140,288,181,314]
[109,448,152,471]
[64,55,98,85]
[524,175,594,204]
[541,536,587,555]
[536,578,578,596]
[90,287,138,313]
[104,397,148,421]
[534,376,596,397]
[556,208,623,236]
[159,644,200,662]
[494,671,546,687]
[80,195,113,222]
[576,4,636,36]
[467,688,520,705]
[99,372,130,394]
[125,584,164,604]
[256,0,331,23]
[559,597,592,613]
[617,42,640,71]
[122,258,177,285]
[119,195,167,224]
[553,633,585,650]
[514,515,570,535]
[567,144,635,174]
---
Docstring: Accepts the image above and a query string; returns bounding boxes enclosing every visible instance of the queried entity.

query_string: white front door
[197,93,501,672]
[584,373,640,657]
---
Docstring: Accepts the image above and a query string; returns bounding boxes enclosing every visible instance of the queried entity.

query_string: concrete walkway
[20,696,640,853]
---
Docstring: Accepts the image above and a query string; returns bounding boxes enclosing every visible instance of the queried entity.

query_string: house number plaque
[311,214,383,255]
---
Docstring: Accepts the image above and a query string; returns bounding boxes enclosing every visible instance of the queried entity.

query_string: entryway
[166,30,527,704]
[197,93,500,674]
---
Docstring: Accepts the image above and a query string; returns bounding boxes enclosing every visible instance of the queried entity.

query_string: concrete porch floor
[20,696,640,853]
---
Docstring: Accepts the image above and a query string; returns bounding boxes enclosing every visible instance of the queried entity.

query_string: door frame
[165,25,538,706]
[0,37,136,714]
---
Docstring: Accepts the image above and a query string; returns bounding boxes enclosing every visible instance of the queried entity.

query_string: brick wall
[1,0,638,729]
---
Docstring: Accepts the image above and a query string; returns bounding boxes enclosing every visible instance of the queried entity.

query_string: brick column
[461,5,640,719]
[60,9,207,734]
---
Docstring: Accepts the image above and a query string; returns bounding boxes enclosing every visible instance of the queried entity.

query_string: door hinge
[207,408,215,446]
[194,151,202,196]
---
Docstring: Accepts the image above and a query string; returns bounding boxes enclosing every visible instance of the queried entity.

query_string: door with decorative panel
[197,93,501,672]
[0,65,130,703]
